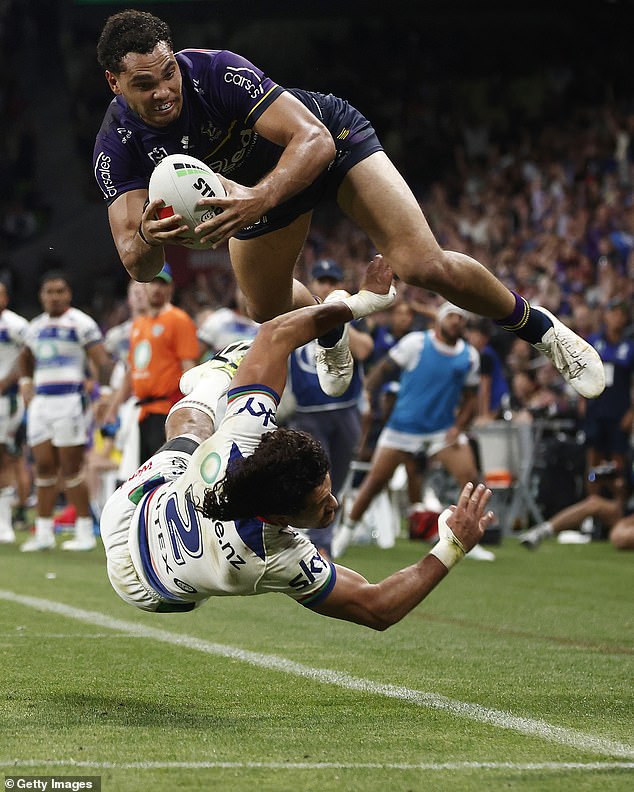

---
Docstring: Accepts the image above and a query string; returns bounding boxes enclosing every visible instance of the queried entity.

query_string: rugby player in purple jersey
[94,9,605,402]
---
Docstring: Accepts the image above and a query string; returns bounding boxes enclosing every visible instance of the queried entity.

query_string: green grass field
[1,535,632,792]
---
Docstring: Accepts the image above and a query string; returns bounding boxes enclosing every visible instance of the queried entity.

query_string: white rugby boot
[21,534,55,552]
[331,522,356,560]
[62,517,97,551]
[180,339,253,396]
[315,290,354,398]
[533,308,605,398]
[0,525,16,544]
[518,522,553,550]
[465,544,496,561]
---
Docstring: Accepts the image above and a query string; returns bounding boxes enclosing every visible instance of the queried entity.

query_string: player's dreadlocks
[202,428,329,521]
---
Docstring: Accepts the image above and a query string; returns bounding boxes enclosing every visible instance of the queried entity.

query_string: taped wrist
[343,284,396,319]
[428,508,467,570]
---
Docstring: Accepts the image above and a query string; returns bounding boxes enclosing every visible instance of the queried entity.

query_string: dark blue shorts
[584,416,631,456]
[234,92,383,240]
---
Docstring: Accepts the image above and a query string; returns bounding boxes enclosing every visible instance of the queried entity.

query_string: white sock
[407,502,425,515]
[170,370,231,422]
[0,486,13,529]
[541,521,554,536]
[35,517,54,541]
[75,516,94,542]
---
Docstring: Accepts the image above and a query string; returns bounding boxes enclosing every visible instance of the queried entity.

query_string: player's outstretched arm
[231,255,396,396]
[313,483,494,630]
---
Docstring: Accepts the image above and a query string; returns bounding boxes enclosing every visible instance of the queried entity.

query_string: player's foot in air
[315,289,354,397]
[180,339,253,395]
[533,308,605,398]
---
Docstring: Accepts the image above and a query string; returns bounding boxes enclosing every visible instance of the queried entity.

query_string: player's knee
[393,251,447,291]
[610,523,634,550]
[64,472,85,490]
[34,476,58,489]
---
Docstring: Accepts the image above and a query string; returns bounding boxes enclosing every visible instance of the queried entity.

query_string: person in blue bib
[333,302,491,560]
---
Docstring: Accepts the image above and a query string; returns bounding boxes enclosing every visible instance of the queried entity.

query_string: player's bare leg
[339,152,605,399]
[229,212,315,321]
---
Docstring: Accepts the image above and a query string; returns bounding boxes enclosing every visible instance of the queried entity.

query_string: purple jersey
[93,49,381,236]
[94,49,285,203]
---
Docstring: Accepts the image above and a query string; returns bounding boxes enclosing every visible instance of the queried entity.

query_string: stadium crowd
[1,2,634,554]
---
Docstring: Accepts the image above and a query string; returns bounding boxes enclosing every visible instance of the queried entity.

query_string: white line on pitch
[1,589,633,760]
[1,760,633,772]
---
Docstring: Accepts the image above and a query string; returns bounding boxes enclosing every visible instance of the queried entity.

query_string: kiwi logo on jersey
[200,451,222,484]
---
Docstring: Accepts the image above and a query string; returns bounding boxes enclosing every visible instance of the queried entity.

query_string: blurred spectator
[465,317,510,424]
[333,303,493,561]
[286,259,373,559]
[105,265,199,465]
[197,287,259,359]
[583,298,634,492]
[0,281,28,543]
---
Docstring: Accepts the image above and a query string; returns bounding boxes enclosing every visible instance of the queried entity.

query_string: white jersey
[24,307,103,394]
[100,383,336,613]
[104,319,132,364]
[0,308,28,382]
[198,308,259,353]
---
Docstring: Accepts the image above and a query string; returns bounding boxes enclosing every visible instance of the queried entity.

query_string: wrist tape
[429,508,467,570]
[343,284,396,319]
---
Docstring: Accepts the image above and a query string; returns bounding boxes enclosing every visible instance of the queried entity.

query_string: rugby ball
[148,154,225,250]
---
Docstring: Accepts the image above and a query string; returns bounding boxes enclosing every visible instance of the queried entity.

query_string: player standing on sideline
[100,256,494,625]
[18,271,113,552]
[93,9,605,403]
[0,282,28,544]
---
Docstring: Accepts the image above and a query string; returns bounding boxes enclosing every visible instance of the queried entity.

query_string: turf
[0,535,632,791]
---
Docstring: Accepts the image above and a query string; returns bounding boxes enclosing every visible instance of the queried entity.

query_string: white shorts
[377,426,468,458]
[26,392,91,448]
[0,392,24,447]
[100,447,194,612]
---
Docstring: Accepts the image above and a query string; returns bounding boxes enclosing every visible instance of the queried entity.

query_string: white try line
[1,760,633,772]
[1,589,633,761]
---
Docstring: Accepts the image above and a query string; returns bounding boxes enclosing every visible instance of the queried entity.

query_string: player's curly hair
[97,10,173,73]
[202,428,330,522]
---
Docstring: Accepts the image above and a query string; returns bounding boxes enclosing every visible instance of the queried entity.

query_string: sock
[35,517,54,541]
[407,502,425,515]
[317,325,344,348]
[495,291,553,344]
[170,370,230,422]
[0,487,13,529]
[541,521,554,536]
[75,516,95,542]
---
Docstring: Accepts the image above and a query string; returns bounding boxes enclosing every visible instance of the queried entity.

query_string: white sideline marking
[2,589,633,760]
[2,760,634,772]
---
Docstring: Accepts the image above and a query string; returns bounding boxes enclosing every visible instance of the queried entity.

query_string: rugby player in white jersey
[19,271,113,552]
[100,256,494,627]
[0,282,28,544]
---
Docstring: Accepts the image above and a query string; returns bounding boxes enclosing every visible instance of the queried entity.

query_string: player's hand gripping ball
[148,154,225,249]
